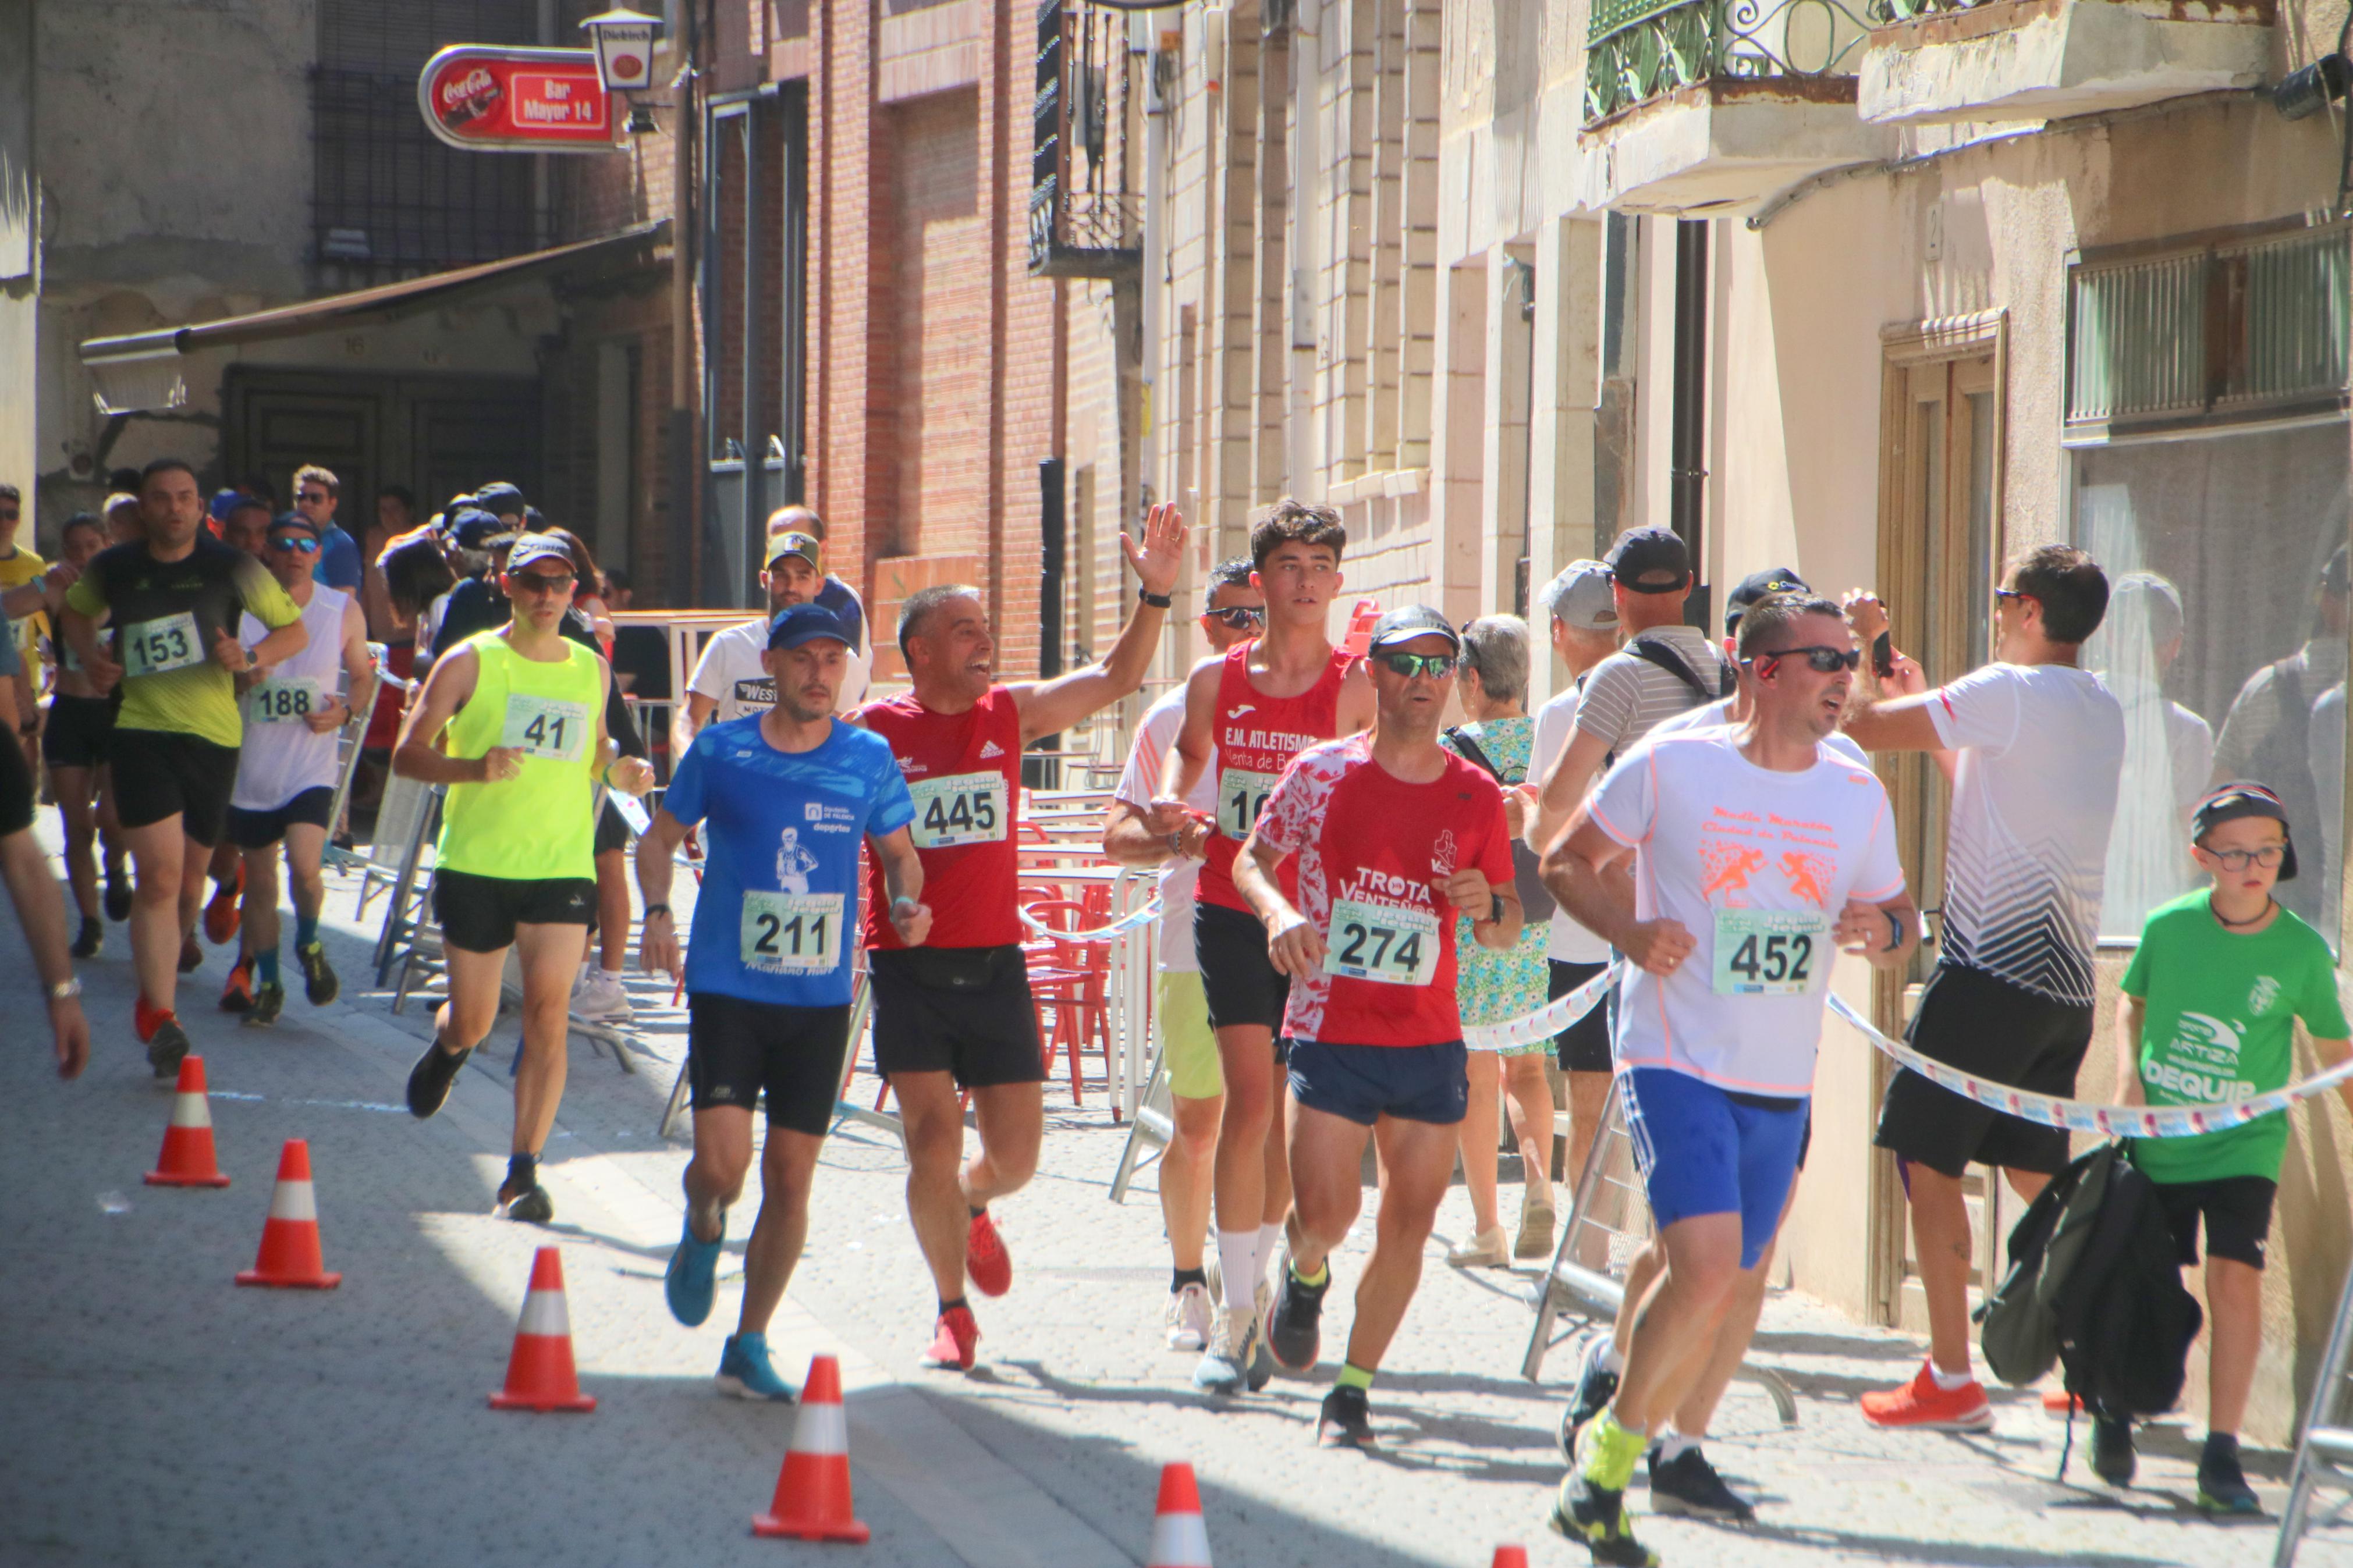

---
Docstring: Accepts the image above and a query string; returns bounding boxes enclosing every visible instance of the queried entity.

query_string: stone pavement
[2,824,2347,1567]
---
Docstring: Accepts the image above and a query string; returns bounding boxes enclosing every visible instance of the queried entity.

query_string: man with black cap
[1535,527,1734,834]
[679,517,868,753]
[1243,604,1522,1448]
[393,532,655,1224]
[635,602,931,1402]
[2100,781,2353,1512]
[420,509,523,667]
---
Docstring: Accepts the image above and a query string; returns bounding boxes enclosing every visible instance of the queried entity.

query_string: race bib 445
[908,772,1008,849]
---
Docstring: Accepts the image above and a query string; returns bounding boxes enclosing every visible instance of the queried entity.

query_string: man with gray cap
[1241,604,1522,1448]
[679,515,869,753]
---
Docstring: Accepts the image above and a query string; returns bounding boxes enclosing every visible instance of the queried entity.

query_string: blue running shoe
[716,1333,798,1402]
[664,1213,725,1327]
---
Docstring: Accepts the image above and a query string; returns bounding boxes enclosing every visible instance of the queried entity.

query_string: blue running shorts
[1620,1065,1808,1269]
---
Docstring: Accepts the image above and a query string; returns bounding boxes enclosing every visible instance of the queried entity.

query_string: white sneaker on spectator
[573,967,633,1020]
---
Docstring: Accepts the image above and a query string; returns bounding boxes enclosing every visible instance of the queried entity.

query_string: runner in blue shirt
[637,602,929,1400]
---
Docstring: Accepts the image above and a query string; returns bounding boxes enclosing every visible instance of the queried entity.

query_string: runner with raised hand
[856,502,1186,1371]
[59,458,308,1077]
[1543,595,1918,1565]
[393,534,655,1224]
[1243,606,1521,1447]
[1150,499,1375,1397]
[637,602,929,1402]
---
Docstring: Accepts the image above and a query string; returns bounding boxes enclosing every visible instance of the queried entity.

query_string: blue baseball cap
[768,603,854,651]
[451,509,516,550]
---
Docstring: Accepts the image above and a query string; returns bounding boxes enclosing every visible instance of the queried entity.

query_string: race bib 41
[500,694,591,762]
[908,771,1008,849]
[1712,909,1829,996]
[1324,898,1441,986]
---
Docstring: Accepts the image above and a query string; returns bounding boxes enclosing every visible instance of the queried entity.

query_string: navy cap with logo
[1723,566,1811,634]
[475,481,527,518]
[503,534,574,575]
[1606,526,1693,593]
[768,602,854,651]
[451,509,516,551]
[2193,781,2299,881]
[269,510,321,539]
[1367,603,1463,653]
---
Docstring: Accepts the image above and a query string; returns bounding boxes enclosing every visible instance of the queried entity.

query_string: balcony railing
[1585,0,1875,125]
[1030,0,1141,279]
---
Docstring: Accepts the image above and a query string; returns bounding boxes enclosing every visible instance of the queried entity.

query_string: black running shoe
[297,940,338,1006]
[1316,1385,1376,1449]
[2090,1412,2136,1488]
[1269,1264,1329,1371]
[1648,1442,1755,1521]
[499,1179,555,1224]
[1550,1469,1658,1567]
[2195,1437,2260,1515]
[70,917,102,960]
[178,935,203,974]
[145,1015,191,1080]
[406,1040,470,1119]
[1559,1335,1621,1463]
[243,982,285,1029]
[104,873,131,923]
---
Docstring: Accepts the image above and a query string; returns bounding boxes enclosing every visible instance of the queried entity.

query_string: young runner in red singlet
[1152,499,1375,1397]
[854,503,1186,1371]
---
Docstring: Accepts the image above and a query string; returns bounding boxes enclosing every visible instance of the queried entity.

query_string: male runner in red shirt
[1240,605,1522,1445]
[857,503,1185,1369]
[1151,499,1375,1395]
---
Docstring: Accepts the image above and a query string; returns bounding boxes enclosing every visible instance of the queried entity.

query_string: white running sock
[1257,1222,1284,1282]
[1928,1358,1975,1391]
[1217,1229,1259,1316]
[1656,1429,1697,1463]
[1595,1334,1624,1375]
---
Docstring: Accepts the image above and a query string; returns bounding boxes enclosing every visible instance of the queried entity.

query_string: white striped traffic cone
[489,1246,596,1411]
[145,1055,232,1187]
[752,1353,871,1542]
[234,1139,340,1288]
[1147,1462,1212,1567]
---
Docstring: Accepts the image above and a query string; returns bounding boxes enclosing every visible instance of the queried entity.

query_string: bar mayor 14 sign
[419,45,617,152]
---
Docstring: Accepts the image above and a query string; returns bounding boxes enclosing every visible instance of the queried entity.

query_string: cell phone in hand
[1872,632,1894,680]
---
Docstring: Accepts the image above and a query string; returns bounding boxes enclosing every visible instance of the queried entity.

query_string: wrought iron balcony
[1585,0,1875,126]
[1030,0,1141,279]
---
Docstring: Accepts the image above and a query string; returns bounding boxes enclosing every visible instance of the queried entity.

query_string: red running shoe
[203,866,244,945]
[925,1304,980,1370]
[966,1209,1013,1297]
[1859,1361,1994,1431]
[219,958,255,1014]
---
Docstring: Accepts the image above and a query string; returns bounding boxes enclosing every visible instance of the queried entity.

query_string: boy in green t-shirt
[2111,781,2353,1514]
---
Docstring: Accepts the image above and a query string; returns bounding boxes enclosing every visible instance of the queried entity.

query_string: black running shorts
[42,693,115,770]
[2148,1174,2276,1270]
[433,867,597,954]
[109,728,240,845]
[593,798,631,856]
[1550,958,1614,1074]
[226,785,336,849]
[0,725,33,837]
[1873,961,2093,1178]
[1194,900,1289,1034]
[687,993,853,1137]
[868,944,1045,1088]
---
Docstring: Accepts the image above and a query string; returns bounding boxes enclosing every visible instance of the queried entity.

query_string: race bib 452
[1712,909,1829,996]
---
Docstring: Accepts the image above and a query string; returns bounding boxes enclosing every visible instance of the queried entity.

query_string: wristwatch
[1138,586,1173,609]
[49,978,81,1002]
[643,904,672,920]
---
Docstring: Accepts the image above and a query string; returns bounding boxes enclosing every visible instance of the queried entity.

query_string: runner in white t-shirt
[1841,545,2126,1434]
[1543,595,1917,1565]
[679,522,869,751]
[1101,560,1265,1353]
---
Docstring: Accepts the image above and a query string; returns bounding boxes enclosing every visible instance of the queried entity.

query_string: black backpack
[1976,1143,2203,1428]
[1624,632,1736,703]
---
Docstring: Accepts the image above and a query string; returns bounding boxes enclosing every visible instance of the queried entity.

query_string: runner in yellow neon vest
[392,533,654,1223]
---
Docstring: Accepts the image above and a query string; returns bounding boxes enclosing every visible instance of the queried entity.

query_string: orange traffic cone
[236,1138,341,1288]
[1490,1548,1529,1568]
[145,1055,232,1187]
[489,1246,596,1411]
[1146,1462,1211,1567]
[752,1353,871,1542]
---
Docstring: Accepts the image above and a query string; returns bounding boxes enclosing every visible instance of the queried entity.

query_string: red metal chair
[1021,897,1118,1119]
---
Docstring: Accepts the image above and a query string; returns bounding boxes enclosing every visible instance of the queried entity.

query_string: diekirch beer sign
[419,46,616,152]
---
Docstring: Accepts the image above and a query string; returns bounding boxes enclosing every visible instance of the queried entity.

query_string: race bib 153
[1324,897,1441,986]
[1216,765,1282,841]
[121,612,204,678]
[908,771,1008,849]
[740,891,843,973]
[1712,909,1829,996]
[500,694,591,762]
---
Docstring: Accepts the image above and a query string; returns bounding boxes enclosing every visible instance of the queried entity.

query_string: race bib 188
[500,694,590,762]
[1712,909,1829,996]
[121,612,203,678]
[740,891,843,973]
[1216,766,1282,841]
[249,677,327,723]
[908,771,1008,849]
[1324,898,1442,986]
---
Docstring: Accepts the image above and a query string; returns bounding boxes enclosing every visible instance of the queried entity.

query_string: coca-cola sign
[418,46,616,152]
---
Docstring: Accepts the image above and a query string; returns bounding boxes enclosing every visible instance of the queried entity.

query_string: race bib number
[249,677,327,723]
[1324,898,1442,987]
[121,613,203,678]
[740,891,843,974]
[500,694,590,762]
[1712,909,1829,996]
[908,772,1007,849]
[1217,766,1282,840]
